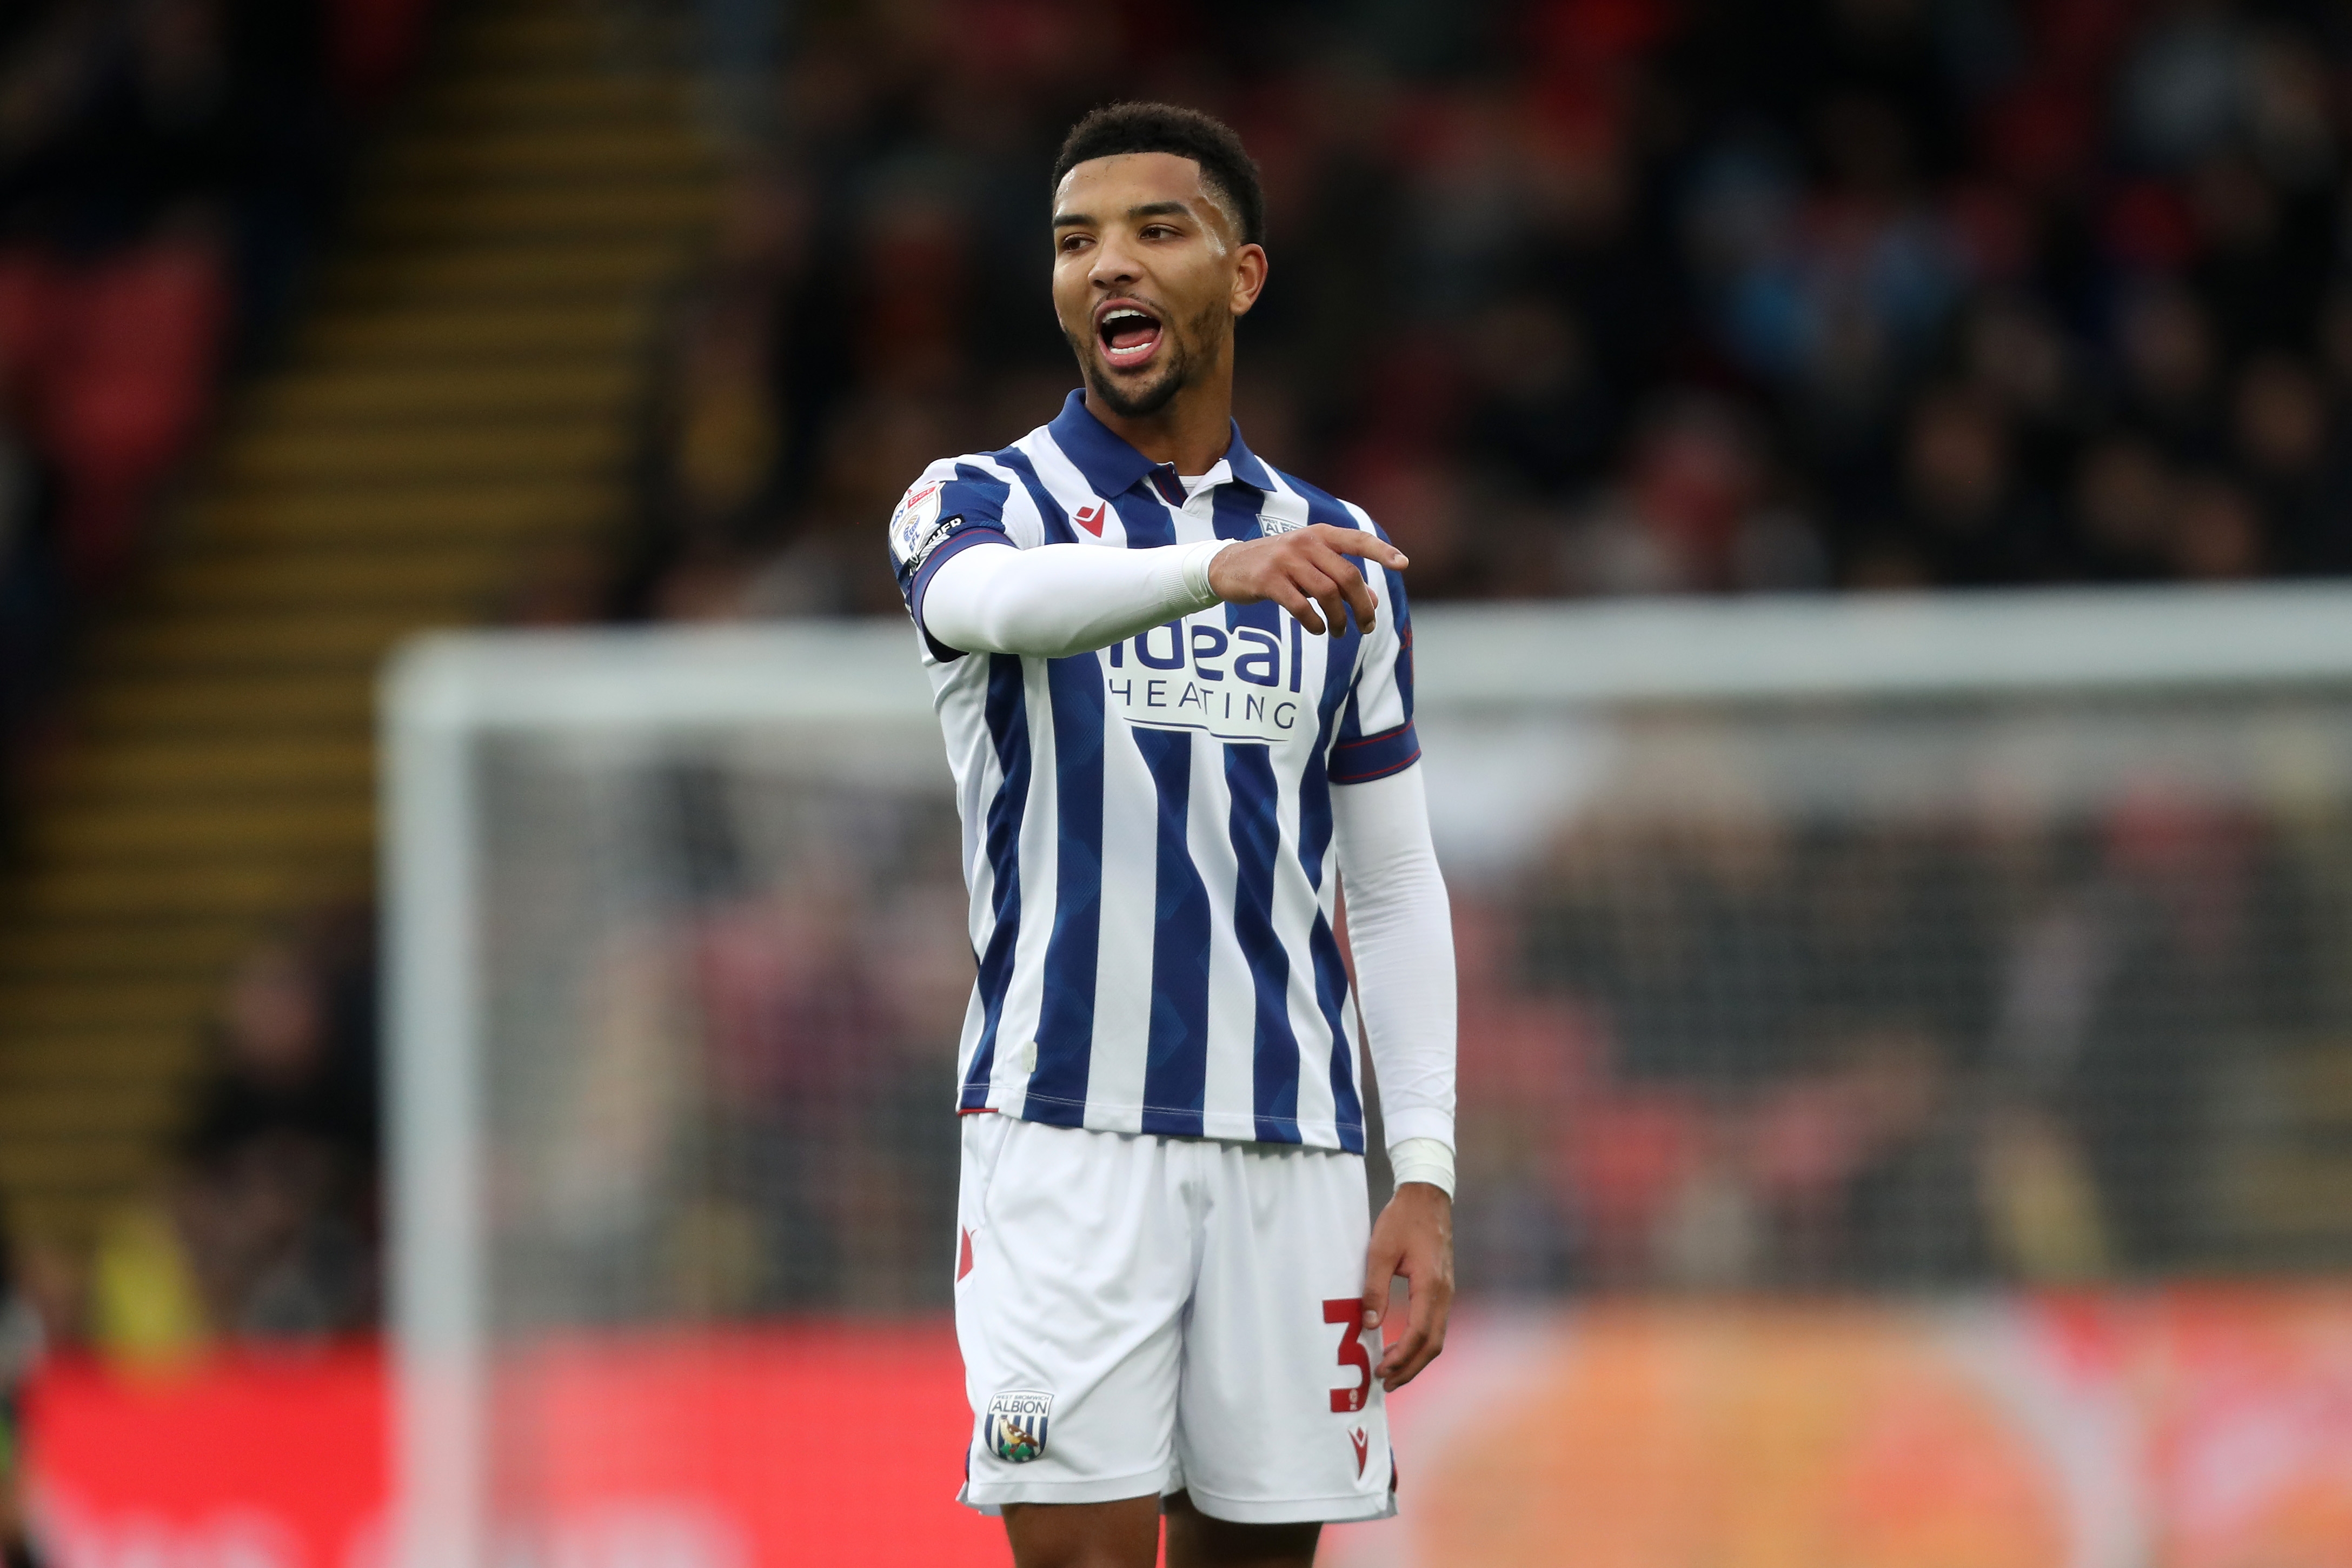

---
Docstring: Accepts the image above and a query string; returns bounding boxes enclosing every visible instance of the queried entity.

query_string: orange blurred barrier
[1360,1286,2352,1568]
[21,1289,2352,1567]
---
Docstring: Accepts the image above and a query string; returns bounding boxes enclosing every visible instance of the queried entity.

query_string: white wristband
[1388,1136,1454,1198]
[1180,538,1233,605]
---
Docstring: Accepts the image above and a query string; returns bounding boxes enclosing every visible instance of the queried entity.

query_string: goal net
[384,588,2352,1565]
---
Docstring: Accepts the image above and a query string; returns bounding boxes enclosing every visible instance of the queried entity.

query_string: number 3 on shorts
[1323,1298,1373,1413]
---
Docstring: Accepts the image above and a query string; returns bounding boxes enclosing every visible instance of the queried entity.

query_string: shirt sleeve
[922,538,1232,661]
[1328,510,1420,785]
[1332,765,1456,1153]
[885,461,1017,662]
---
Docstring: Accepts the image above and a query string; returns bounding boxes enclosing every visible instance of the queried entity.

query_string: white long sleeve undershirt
[922,537,1233,660]
[922,534,1458,1197]
[1333,767,1458,1194]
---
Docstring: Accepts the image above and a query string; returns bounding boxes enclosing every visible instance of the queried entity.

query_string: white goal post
[382,583,2352,1568]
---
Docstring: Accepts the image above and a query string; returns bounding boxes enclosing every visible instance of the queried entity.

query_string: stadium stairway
[0,0,719,1247]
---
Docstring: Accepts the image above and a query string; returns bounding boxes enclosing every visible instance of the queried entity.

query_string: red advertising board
[31,1345,387,1568]
[23,1290,2352,1567]
[27,1326,1008,1568]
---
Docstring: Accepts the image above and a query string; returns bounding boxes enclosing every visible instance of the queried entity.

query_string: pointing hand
[1207,524,1410,637]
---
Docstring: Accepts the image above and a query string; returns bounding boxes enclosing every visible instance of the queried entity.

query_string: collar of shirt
[1046,388,1276,503]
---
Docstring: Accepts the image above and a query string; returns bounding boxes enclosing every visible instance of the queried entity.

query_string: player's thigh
[1164,1490,1319,1568]
[1001,1495,1161,1568]
[1175,1145,1394,1524]
[957,1117,1194,1507]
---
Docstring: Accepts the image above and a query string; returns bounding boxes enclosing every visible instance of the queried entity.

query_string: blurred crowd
[1457,787,2329,1292]
[25,909,383,1360]
[28,0,2352,1347]
[92,786,2318,1330]
[619,0,2352,619]
[40,746,2338,1339]
[438,725,2352,1320]
[167,908,382,1339]
[487,772,979,1322]
[0,0,427,839]
[0,0,424,1363]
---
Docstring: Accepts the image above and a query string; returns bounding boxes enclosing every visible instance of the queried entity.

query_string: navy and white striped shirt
[888,391,1419,1153]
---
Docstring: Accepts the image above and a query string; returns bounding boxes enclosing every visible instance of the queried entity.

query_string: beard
[1067,300,1224,420]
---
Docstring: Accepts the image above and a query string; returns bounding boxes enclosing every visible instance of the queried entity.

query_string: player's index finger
[1310,524,1410,570]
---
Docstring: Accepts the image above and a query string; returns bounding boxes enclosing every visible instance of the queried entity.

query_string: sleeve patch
[889,482,992,573]
[888,480,954,572]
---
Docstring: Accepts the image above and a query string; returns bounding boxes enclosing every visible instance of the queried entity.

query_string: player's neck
[1082,367,1234,477]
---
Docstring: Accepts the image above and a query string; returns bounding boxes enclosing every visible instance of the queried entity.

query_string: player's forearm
[1332,766,1457,1192]
[922,539,1234,659]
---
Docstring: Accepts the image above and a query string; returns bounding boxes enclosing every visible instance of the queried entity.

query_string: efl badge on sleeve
[986,1390,1053,1464]
[889,479,951,570]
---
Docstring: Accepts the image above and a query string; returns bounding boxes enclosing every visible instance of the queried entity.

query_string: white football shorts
[954,1112,1397,1524]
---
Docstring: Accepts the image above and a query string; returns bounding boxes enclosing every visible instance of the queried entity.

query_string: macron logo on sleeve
[1073,501,1106,536]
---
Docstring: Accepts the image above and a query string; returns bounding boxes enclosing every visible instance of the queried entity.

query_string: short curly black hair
[1052,102,1266,247]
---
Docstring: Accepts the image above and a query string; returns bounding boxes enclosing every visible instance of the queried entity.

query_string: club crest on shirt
[889,479,955,570]
[986,1390,1053,1463]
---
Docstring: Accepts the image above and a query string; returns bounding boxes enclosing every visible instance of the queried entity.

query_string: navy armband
[1328,721,1420,785]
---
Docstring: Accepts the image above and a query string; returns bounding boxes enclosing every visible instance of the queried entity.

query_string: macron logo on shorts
[986,1391,1053,1463]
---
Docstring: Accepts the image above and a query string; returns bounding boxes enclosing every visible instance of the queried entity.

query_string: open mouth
[1095,300,1164,370]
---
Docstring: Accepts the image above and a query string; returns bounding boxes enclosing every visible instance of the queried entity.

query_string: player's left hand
[1361,1181,1453,1392]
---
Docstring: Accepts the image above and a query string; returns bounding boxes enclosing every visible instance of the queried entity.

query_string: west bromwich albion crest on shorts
[986,1390,1053,1463]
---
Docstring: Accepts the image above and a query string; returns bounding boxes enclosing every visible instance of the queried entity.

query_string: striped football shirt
[888,390,1419,1153]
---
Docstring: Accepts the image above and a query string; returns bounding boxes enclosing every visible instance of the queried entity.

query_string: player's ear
[1230,242,1267,319]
